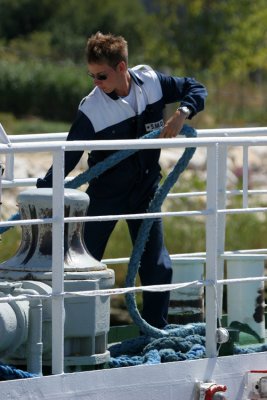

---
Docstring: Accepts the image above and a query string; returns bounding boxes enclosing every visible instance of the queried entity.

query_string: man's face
[87,63,121,93]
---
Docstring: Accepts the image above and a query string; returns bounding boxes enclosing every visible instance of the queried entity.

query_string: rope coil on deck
[0,361,38,380]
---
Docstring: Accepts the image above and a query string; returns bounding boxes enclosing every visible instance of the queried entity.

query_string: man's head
[86,32,130,95]
[86,32,128,68]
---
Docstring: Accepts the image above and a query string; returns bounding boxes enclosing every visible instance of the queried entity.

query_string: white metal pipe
[51,148,65,375]
[2,204,267,229]
[2,135,267,154]
[6,126,267,143]
[13,287,43,375]
[27,297,43,375]
[197,127,267,136]
[216,144,228,319]
[205,143,219,358]
[242,145,249,208]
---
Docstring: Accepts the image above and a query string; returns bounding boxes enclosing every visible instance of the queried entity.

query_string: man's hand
[159,110,187,138]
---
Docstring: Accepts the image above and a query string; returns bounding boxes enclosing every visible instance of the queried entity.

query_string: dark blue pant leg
[127,217,172,329]
[83,197,117,260]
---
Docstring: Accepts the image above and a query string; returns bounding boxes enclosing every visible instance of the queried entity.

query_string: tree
[0,0,55,39]
[45,0,152,64]
[147,0,267,77]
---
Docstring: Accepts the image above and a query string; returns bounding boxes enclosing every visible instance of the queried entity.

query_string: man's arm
[156,72,207,138]
[36,111,94,188]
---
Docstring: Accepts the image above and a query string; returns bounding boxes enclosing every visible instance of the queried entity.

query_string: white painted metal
[0,353,267,400]
[5,126,267,144]
[51,148,65,375]
[0,124,267,399]
[0,123,14,181]
[205,144,219,357]
[169,257,205,324]
[225,254,266,342]
[13,285,43,375]
[217,144,228,319]
[0,281,52,372]
[243,145,249,209]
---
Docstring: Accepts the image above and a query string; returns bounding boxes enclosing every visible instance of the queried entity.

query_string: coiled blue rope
[108,322,267,368]
[109,323,206,367]
[0,361,38,380]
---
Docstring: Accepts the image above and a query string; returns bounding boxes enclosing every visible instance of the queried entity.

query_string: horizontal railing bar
[2,135,267,154]
[1,275,266,304]
[6,127,267,143]
[2,204,267,228]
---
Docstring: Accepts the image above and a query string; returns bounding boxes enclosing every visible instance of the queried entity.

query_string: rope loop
[125,124,197,337]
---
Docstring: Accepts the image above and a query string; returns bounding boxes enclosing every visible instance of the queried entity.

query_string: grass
[0,112,69,134]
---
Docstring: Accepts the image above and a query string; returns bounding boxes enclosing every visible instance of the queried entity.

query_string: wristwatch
[177,106,191,118]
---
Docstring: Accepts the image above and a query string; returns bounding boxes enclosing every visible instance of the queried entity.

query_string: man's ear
[117,61,127,73]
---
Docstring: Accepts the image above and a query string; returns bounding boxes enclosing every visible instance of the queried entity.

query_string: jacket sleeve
[155,71,208,118]
[36,111,94,188]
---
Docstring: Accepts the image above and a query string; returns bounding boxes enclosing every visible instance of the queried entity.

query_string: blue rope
[0,361,39,380]
[64,128,163,189]
[0,126,166,234]
[125,125,197,338]
[108,322,267,368]
[109,323,206,367]
[0,212,21,234]
[234,343,267,354]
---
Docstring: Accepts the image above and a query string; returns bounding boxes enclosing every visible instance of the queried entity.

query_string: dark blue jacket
[37,65,207,199]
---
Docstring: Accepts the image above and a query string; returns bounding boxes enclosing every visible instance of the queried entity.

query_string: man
[37,32,207,329]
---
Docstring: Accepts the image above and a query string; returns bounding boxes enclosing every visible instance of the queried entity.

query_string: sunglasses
[87,71,108,81]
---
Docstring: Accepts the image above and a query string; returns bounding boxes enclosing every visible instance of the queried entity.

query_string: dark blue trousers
[84,179,173,329]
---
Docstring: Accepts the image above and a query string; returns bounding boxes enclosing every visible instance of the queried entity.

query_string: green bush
[0,60,91,121]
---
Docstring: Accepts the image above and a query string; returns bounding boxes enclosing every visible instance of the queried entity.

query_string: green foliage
[225,195,267,251]
[0,112,69,134]
[0,0,55,39]
[1,31,54,61]
[210,1,267,76]
[0,0,267,78]
[46,0,151,64]
[0,60,91,121]
[0,227,21,262]
[0,0,266,122]
[145,0,267,77]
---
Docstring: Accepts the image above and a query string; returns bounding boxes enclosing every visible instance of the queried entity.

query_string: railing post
[243,144,249,208]
[217,144,228,318]
[205,143,219,358]
[52,147,65,375]
[0,123,14,181]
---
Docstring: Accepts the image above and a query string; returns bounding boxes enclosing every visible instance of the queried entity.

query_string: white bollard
[0,188,115,369]
[168,257,205,325]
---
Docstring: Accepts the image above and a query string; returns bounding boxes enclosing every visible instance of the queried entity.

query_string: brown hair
[86,32,128,68]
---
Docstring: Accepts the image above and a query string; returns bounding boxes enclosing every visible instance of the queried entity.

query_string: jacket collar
[107,68,143,100]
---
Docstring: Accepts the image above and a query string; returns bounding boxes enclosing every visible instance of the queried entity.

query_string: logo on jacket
[145,120,164,132]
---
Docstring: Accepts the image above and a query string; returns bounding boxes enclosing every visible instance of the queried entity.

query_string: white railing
[0,125,267,374]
